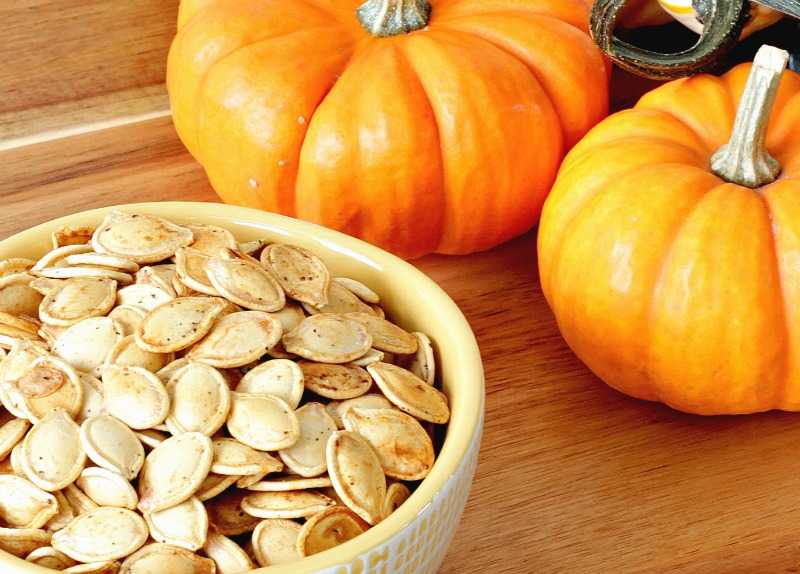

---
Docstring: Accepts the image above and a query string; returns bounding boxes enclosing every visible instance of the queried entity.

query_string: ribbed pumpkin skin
[538,63,800,415]
[167,0,608,258]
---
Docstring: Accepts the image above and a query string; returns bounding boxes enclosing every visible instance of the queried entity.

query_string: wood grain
[0,0,175,144]
[4,2,800,573]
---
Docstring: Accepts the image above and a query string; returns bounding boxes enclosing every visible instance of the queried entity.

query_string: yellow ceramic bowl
[0,202,484,574]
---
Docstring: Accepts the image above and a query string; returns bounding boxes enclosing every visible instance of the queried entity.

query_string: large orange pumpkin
[538,46,800,415]
[167,0,609,258]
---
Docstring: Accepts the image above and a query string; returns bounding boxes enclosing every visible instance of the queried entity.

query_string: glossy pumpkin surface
[167,0,608,258]
[538,61,800,414]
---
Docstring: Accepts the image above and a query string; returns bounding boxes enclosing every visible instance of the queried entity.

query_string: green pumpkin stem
[357,0,431,37]
[710,45,789,188]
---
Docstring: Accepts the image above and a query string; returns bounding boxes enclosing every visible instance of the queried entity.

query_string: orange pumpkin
[538,46,800,415]
[167,0,609,258]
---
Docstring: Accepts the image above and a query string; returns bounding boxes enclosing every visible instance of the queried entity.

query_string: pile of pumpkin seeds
[0,212,449,573]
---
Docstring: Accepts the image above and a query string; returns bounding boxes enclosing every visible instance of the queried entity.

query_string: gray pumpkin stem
[710,44,788,187]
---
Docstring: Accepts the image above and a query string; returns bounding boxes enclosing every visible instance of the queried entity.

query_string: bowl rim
[0,202,485,574]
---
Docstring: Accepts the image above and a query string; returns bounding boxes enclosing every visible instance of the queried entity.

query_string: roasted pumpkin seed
[241,490,335,519]
[187,311,282,368]
[0,474,58,528]
[22,409,86,491]
[251,518,302,566]
[367,362,450,423]
[261,244,330,308]
[300,361,372,400]
[92,212,193,264]
[279,402,336,477]
[80,415,145,480]
[326,431,386,525]
[102,365,170,430]
[144,496,207,551]
[76,467,138,509]
[204,525,255,574]
[283,314,371,364]
[235,359,303,409]
[119,542,215,574]
[296,505,368,557]
[135,296,227,353]
[52,507,148,562]
[226,392,299,452]
[206,254,285,312]
[166,362,230,436]
[211,438,283,477]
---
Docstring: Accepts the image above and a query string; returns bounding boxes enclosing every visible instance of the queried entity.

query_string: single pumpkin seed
[0,417,29,459]
[211,438,283,477]
[235,470,270,489]
[174,247,220,296]
[134,429,168,449]
[206,254,285,312]
[22,409,86,491]
[102,365,170,430]
[406,331,435,384]
[35,266,133,285]
[279,402,336,477]
[135,265,178,297]
[165,362,230,436]
[52,507,148,562]
[205,488,260,536]
[0,526,51,557]
[382,481,411,519]
[0,474,59,528]
[234,358,303,409]
[196,473,240,502]
[296,505,368,557]
[54,316,123,377]
[204,525,255,574]
[0,311,39,336]
[186,224,238,256]
[344,407,435,481]
[283,314,371,364]
[187,311,282,368]
[92,211,193,264]
[144,496,208,551]
[326,393,393,429]
[119,542,215,574]
[0,258,35,277]
[32,244,93,272]
[261,244,330,308]
[51,225,94,249]
[300,361,372,400]
[18,355,83,422]
[367,362,450,424]
[246,475,332,492]
[241,490,335,519]
[63,484,98,515]
[116,283,174,312]
[63,253,139,273]
[251,518,302,566]
[333,277,380,304]
[0,273,43,317]
[344,312,417,354]
[303,280,375,317]
[135,296,227,354]
[350,347,385,367]
[80,415,145,480]
[25,545,77,569]
[105,334,173,373]
[226,392,299,452]
[76,467,138,509]
[137,432,213,513]
[326,431,386,525]
[106,305,145,337]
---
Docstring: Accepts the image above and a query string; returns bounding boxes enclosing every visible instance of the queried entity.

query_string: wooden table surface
[3,3,800,573]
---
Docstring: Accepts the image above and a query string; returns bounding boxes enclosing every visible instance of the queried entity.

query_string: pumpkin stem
[357,0,431,37]
[710,45,789,188]
[590,0,749,80]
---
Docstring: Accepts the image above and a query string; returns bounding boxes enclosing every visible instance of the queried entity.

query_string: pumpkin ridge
[641,180,732,407]
[546,161,711,313]
[434,14,605,149]
[400,28,564,255]
[193,26,355,186]
[759,187,794,408]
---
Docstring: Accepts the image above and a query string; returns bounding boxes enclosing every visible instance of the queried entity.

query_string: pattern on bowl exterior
[0,202,484,574]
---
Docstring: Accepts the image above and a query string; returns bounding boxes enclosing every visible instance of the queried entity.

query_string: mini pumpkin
[168,0,609,258]
[538,45,800,415]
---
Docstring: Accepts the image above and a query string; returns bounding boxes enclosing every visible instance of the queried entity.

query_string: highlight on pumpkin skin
[537,45,800,415]
[166,0,610,258]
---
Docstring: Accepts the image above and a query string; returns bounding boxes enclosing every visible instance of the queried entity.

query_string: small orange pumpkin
[538,46,800,415]
[167,0,609,258]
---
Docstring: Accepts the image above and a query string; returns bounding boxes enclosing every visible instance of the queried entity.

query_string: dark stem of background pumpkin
[590,0,749,79]
[710,44,788,187]
[357,0,431,37]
